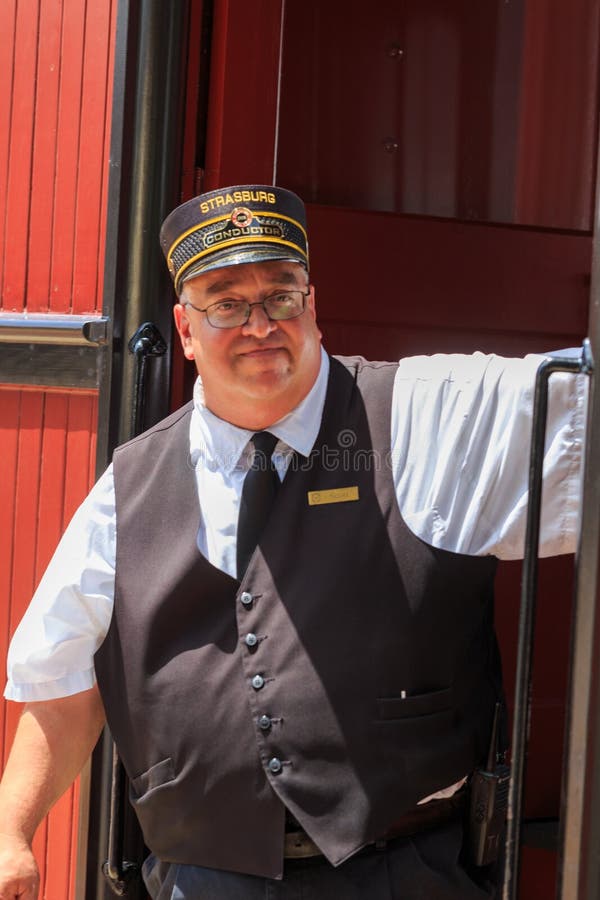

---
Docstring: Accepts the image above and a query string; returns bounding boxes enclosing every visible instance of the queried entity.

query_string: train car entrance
[167,2,597,896]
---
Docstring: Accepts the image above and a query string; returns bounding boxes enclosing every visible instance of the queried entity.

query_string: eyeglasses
[184,290,309,329]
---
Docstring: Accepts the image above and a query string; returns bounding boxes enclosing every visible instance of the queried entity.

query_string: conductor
[0,185,585,899]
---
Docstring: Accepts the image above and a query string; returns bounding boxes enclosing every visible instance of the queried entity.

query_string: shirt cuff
[4,666,97,702]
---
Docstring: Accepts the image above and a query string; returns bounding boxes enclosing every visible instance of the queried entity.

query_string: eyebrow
[204,268,306,296]
[205,279,236,295]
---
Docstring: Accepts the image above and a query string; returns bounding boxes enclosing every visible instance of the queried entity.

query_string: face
[173,260,322,429]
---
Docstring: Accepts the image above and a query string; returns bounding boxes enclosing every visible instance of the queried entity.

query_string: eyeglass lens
[206,291,306,328]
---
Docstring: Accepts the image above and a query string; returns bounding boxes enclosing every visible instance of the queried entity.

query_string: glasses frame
[183,289,310,329]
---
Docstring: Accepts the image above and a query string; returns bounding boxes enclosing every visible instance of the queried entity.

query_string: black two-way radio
[468,702,511,866]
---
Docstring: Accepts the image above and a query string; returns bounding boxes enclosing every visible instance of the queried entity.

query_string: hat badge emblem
[230,207,253,228]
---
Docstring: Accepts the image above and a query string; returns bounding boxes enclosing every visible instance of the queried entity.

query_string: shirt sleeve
[4,465,116,701]
[391,351,586,559]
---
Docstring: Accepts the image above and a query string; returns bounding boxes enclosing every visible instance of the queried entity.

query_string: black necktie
[236,431,280,579]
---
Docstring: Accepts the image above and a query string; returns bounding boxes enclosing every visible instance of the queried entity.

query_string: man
[0,186,584,899]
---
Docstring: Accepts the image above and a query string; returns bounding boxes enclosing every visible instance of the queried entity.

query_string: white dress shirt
[5,348,586,703]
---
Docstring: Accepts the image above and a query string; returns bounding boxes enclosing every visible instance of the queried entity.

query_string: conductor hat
[160,185,309,295]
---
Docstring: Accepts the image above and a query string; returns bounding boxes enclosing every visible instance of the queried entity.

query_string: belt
[283,792,466,860]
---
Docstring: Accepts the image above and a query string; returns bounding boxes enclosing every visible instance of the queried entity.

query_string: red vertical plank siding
[0,386,98,900]
[35,393,69,572]
[63,393,97,517]
[42,787,76,899]
[0,391,19,762]
[97,0,118,314]
[27,0,62,312]
[9,392,44,629]
[1,0,115,314]
[1,1,115,892]
[71,0,113,314]
[2,0,39,312]
[0,2,18,303]
[50,0,87,314]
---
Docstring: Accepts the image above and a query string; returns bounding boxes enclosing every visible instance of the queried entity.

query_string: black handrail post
[84,1,190,897]
[100,322,166,897]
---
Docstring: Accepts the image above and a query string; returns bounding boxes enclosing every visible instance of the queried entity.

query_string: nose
[241,302,277,339]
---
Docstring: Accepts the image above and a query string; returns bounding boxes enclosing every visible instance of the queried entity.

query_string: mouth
[238,345,285,359]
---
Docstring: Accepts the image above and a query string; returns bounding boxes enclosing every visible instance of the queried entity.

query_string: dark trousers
[142,821,498,900]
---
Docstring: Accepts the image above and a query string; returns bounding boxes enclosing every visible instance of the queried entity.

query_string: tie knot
[251,431,278,459]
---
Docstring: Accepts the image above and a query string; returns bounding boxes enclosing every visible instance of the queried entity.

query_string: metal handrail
[101,321,167,898]
[503,342,593,900]
[0,312,108,346]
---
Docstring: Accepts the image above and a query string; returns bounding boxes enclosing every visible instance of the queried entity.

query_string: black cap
[160,185,309,295]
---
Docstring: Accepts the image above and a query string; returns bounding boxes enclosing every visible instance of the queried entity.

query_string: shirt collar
[189,347,330,474]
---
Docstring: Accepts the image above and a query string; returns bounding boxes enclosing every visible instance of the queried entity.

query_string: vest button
[258,715,272,731]
[268,757,282,774]
[251,674,265,690]
[245,633,258,648]
[240,592,253,607]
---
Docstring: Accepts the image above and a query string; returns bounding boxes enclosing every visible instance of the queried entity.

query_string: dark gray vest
[95,356,499,879]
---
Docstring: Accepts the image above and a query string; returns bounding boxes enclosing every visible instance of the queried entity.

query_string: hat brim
[178,246,308,293]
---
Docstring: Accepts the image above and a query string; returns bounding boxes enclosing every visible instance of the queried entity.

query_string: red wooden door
[0,1,117,896]
[181,0,598,895]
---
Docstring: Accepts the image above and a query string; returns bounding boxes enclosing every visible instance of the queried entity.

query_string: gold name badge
[307,486,360,506]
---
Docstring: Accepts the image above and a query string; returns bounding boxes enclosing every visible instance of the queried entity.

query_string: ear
[307,284,321,333]
[173,303,196,361]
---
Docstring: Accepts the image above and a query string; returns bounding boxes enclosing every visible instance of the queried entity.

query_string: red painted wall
[0,1,117,897]
[0,387,99,898]
[0,0,116,316]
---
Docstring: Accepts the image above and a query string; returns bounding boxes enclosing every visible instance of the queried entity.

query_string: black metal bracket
[101,861,139,897]
[127,321,168,358]
[127,322,167,436]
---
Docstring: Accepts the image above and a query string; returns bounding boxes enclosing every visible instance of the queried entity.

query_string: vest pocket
[131,757,176,797]
[376,687,452,720]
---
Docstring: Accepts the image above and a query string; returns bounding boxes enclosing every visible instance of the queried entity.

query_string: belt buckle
[284,830,323,859]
